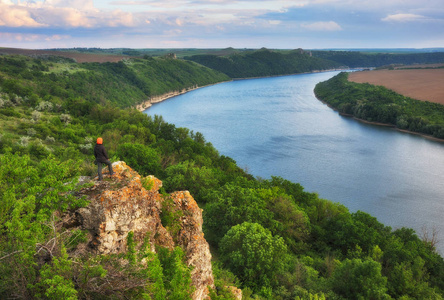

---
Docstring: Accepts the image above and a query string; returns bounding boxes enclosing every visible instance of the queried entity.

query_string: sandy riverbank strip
[135,85,200,112]
[135,81,232,112]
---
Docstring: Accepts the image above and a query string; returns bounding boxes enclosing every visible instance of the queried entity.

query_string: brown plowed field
[348,69,444,105]
[0,47,128,63]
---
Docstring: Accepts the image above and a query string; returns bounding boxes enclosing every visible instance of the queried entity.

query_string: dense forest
[184,48,444,77]
[184,48,344,78]
[314,72,444,139]
[1,52,444,299]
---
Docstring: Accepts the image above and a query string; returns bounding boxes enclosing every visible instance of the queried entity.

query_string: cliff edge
[67,161,214,300]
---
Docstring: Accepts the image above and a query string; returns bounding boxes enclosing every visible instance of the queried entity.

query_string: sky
[0,0,444,49]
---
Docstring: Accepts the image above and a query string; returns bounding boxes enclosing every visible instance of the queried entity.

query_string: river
[144,71,444,255]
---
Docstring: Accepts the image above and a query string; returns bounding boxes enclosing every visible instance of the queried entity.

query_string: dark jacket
[94,144,109,163]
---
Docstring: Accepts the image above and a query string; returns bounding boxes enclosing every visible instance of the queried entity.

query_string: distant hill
[5,47,443,71]
[26,47,251,59]
[0,47,130,63]
[184,48,344,78]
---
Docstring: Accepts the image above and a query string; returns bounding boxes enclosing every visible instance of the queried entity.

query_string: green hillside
[1,54,444,299]
[0,54,229,109]
[184,48,344,78]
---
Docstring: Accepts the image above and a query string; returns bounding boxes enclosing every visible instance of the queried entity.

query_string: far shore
[318,98,444,143]
[351,115,444,143]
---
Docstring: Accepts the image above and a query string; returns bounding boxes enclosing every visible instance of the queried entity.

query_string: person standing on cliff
[94,137,114,181]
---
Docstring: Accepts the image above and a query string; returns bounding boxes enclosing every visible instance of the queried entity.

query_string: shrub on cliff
[116,143,162,177]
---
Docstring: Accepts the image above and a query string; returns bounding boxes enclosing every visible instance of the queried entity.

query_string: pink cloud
[0,0,134,28]
[0,2,46,27]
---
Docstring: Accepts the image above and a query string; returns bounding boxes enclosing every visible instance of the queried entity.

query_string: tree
[157,247,195,299]
[330,258,390,299]
[163,160,220,202]
[204,183,275,245]
[0,152,83,298]
[116,143,162,176]
[219,222,288,291]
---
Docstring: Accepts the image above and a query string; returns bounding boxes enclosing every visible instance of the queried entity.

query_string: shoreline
[135,85,201,112]
[317,98,444,143]
[351,115,444,143]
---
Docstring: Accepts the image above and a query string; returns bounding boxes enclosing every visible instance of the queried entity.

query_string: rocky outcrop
[70,161,214,300]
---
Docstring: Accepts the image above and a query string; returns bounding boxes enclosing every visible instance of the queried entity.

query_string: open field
[348,69,444,105]
[0,47,128,63]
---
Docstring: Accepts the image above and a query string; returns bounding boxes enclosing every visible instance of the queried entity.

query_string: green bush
[116,143,162,176]
[163,160,220,202]
[219,222,288,291]
[330,258,389,299]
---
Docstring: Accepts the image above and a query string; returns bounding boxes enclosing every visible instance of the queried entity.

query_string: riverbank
[314,71,444,143]
[351,115,444,143]
[318,98,444,143]
[135,85,201,111]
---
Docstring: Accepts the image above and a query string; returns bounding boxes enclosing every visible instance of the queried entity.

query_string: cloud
[106,9,135,27]
[382,13,429,22]
[43,0,97,11]
[0,0,134,28]
[1,0,443,49]
[0,1,46,27]
[301,21,342,31]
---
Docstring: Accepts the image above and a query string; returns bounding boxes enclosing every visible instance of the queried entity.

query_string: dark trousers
[97,160,114,181]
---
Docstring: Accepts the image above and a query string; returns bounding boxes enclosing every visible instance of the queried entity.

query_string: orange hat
[97,137,103,144]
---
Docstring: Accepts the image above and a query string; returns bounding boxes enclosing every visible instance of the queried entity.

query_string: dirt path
[348,69,444,105]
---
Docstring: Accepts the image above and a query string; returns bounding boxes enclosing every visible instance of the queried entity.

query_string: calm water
[145,71,444,254]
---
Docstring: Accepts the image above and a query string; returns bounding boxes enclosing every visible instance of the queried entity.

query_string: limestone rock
[170,191,214,300]
[71,161,214,300]
[227,286,243,300]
